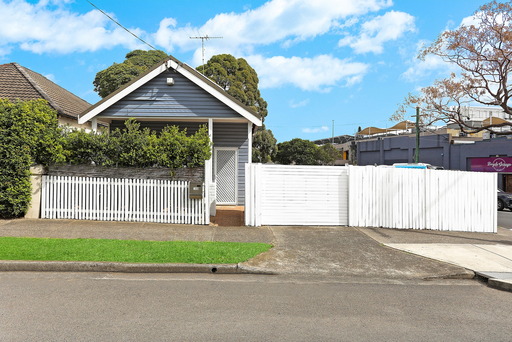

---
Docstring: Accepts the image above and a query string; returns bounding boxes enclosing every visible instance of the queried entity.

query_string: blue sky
[0,0,490,142]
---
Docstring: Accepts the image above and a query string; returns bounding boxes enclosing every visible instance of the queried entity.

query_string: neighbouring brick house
[0,62,93,129]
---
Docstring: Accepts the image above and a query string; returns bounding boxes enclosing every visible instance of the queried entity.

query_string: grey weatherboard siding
[213,122,249,205]
[99,71,242,119]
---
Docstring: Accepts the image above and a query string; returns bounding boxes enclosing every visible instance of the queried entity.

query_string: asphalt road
[1,272,511,342]
[498,209,512,229]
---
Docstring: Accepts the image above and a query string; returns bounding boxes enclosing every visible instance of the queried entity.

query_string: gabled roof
[79,55,262,126]
[0,62,91,119]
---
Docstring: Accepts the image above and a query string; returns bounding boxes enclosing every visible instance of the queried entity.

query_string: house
[78,55,262,211]
[0,62,92,129]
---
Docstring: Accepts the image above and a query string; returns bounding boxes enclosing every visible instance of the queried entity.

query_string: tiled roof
[0,62,90,119]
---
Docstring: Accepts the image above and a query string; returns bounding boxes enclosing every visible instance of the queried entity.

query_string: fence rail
[41,176,208,224]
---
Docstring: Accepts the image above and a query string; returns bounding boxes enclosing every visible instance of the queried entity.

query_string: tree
[393,1,512,134]
[93,49,168,98]
[197,54,276,162]
[317,143,340,166]
[275,138,337,165]
[252,126,277,163]
[197,54,268,119]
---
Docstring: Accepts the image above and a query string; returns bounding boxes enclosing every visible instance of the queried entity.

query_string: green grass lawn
[0,237,272,264]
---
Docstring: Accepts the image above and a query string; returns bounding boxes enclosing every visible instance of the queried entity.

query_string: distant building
[356,132,512,191]
[0,62,93,129]
[448,106,512,137]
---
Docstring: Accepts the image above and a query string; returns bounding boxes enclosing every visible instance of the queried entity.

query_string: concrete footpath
[0,219,512,291]
[362,226,512,292]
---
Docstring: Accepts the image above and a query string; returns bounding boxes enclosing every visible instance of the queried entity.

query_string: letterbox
[189,182,203,199]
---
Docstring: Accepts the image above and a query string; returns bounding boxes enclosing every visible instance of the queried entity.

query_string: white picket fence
[245,164,497,233]
[41,176,208,224]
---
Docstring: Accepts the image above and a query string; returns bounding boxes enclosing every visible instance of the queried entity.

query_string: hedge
[0,99,63,218]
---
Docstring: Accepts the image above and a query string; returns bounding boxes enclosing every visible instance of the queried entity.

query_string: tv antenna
[189,35,223,74]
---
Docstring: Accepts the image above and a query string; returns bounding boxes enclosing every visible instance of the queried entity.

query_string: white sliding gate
[245,164,349,226]
[41,176,208,224]
[245,164,497,233]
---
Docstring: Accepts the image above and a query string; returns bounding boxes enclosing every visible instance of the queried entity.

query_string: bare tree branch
[395,1,512,135]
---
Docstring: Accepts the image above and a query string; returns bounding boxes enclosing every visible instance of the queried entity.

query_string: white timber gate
[245,164,349,226]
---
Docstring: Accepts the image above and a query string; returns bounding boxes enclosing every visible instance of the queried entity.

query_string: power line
[85,0,158,51]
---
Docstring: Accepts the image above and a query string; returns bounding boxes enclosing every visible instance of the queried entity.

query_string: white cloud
[0,0,393,92]
[289,98,310,108]
[338,11,416,54]
[0,0,146,55]
[402,52,454,82]
[302,126,329,133]
[154,0,394,60]
[246,54,369,91]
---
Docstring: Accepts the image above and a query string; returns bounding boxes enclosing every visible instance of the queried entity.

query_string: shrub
[63,119,212,168]
[0,99,63,218]
[63,128,118,166]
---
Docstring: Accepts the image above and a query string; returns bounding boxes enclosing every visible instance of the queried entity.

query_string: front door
[215,148,238,205]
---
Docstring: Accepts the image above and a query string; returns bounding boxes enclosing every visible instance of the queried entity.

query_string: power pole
[189,35,223,74]
[414,106,420,163]
[331,120,334,144]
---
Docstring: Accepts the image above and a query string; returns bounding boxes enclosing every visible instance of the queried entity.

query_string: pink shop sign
[470,157,512,172]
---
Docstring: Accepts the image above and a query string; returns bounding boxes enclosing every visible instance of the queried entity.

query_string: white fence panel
[245,164,349,226]
[246,164,496,233]
[41,176,208,224]
[348,166,497,233]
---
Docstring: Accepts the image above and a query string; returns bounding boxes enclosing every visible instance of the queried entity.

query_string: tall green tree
[252,126,277,163]
[93,49,168,98]
[197,54,268,119]
[197,54,276,162]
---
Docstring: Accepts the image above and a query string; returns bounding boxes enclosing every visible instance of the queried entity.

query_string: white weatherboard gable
[79,59,262,126]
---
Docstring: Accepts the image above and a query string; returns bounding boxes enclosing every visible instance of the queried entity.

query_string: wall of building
[212,122,249,205]
[99,72,242,119]
[357,134,512,189]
